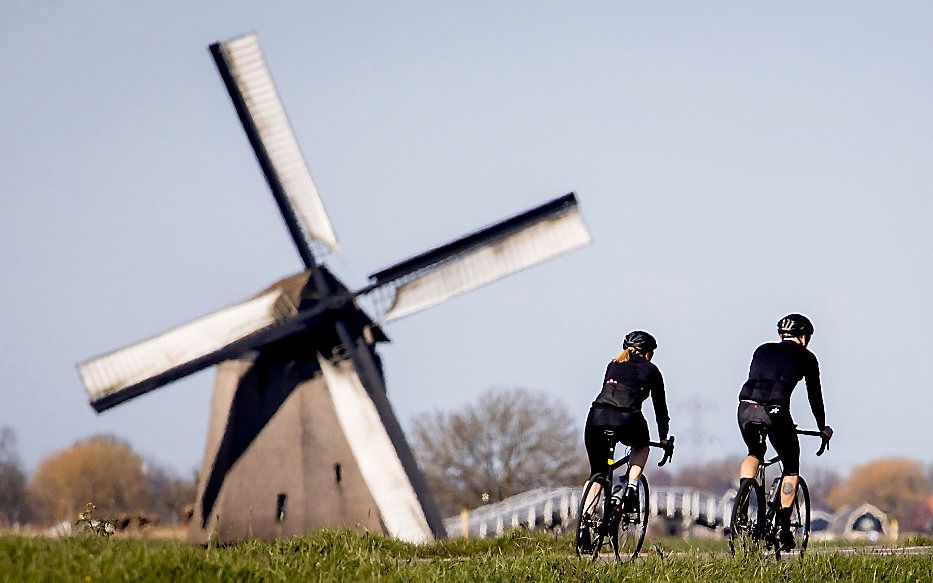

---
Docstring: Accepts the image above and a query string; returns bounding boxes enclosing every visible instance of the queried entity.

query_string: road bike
[729,428,830,559]
[575,432,675,562]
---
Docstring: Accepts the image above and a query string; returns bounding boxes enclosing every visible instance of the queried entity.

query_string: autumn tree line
[0,428,195,529]
[2,388,932,533]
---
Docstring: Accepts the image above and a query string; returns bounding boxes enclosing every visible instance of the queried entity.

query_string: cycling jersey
[738,340,825,429]
[592,354,670,440]
[584,355,668,476]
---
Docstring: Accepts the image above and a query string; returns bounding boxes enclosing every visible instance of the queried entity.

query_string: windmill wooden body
[77,33,591,544]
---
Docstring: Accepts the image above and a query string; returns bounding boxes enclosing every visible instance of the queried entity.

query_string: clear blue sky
[2,2,931,477]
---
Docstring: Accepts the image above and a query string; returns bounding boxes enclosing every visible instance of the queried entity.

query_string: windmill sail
[211,33,339,262]
[318,355,434,543]
[78,289,301,412]
[366,193,590,321]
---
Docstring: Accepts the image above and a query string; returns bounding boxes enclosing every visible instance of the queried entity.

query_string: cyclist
[736,313,833,551]
[583,331,670,516]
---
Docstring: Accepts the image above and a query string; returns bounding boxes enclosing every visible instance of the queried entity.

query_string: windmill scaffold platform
[76,32,591,545]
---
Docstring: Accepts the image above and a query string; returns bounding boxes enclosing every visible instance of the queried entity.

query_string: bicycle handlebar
[797,428,831,456]
[650,435,675,467]
[604,433,675,469]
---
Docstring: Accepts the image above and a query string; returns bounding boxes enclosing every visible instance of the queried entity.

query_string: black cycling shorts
[737,401,800,475]
[584,405,650,476]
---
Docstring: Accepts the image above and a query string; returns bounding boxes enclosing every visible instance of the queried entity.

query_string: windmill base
[187,355,388,544]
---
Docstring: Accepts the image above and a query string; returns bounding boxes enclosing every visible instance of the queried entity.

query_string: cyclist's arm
[804,352,826,429]
[650,370,670,441]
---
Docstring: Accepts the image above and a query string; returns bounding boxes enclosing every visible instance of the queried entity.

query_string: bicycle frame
[605,432,675,470]
[577,433,674,561]
[602,433,674,496]
[755,428,827,510]
[602,436,673,531]
[737,428,828,556]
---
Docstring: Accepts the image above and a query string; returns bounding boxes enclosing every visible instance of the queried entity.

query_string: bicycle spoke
[575,475,607,559]
[781,477,811,559]
[730,478,765,557]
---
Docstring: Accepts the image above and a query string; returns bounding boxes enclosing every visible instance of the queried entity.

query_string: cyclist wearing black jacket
[737,314,833,551]
[584,331,670,511]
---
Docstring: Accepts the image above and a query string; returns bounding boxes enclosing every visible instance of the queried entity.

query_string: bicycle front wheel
[612,475,649,562]
[775,476,811,560]
[575,474,606,560]
[730,477,765,556]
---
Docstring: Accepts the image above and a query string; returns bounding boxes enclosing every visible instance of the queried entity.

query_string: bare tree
[799,464,841,511]
[145,462,197,525]
[0,427,29,526]
[672,456,742,497]
[410,387,588,517]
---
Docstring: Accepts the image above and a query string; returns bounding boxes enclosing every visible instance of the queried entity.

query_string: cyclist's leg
[779,475,799,509]
[627,447,649,481]
[582,408,614,507]
[740,455,760,479]
[768,412,801,548]
[611,412,649,515]
[618,411,650,482]
[768,414,801,510]
[738,402,768,479]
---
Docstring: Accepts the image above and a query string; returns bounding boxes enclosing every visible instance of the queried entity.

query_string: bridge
[444,485,739,538]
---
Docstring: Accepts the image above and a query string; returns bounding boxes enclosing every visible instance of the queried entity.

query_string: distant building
[830,503,890,542]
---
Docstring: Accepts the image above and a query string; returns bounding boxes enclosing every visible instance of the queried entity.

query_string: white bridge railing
[443,487,581,539]
[444,486,738,538]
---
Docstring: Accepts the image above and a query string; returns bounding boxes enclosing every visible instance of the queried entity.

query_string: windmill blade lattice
[78,288,300,412]
[212,33,339,265]
[365,193,590,321]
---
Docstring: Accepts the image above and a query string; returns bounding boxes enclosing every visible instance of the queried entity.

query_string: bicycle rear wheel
[612,475,649,562]
[775,476,811,560]
[575,474,607,560]
[730,477,765,556]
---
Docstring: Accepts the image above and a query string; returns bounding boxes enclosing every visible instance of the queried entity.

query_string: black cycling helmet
[623,330,658,352]
[777,313,814,337]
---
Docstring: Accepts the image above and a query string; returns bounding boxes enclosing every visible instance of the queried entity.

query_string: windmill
[77,33,591,545]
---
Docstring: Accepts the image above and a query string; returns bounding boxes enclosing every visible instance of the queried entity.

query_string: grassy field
[2,530,931,582]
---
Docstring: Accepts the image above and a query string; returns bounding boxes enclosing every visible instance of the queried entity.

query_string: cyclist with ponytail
[583,331,671,513]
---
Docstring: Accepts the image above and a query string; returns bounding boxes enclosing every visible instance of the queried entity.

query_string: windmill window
[276,493,287,522]
[334,463,342,483]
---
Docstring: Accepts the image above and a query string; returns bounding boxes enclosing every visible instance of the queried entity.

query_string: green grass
[903,534,933,547]
[1,530,930,582]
